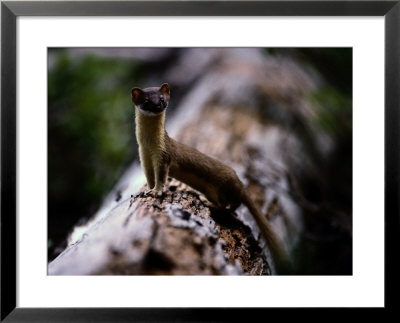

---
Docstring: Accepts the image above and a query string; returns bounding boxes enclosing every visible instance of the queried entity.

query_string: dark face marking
[131,83,170,115]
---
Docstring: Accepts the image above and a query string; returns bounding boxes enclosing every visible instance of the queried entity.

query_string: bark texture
[49,48,347,275]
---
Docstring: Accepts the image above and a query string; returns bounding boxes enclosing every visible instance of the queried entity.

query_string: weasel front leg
[140,152,155,192]
[144,167,155,191]
[153,163,169,197]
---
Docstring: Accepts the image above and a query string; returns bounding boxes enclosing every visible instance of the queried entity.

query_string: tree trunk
[49,48,337,275]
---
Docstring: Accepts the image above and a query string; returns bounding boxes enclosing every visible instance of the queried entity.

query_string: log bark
[49,48,331,275]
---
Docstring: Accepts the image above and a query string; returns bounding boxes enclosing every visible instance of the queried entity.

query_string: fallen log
[49,48,333,275]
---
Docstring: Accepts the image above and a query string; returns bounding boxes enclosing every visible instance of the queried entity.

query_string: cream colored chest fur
[135,109,166,186]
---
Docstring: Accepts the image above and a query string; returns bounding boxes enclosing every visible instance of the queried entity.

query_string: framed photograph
[1,0,398,321]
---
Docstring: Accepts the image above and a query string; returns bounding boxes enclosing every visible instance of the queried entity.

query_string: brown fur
[132,84,286,271]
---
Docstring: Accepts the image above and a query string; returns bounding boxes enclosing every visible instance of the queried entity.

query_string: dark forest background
[48,48,352,274]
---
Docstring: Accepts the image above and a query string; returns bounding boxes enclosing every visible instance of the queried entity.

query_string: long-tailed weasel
[131,83,286,271]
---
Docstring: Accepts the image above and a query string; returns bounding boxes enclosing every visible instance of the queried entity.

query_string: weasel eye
[160,97,165,103]
[144,99,149,104]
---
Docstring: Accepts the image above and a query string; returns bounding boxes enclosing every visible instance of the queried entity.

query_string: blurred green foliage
[309,85,352,137]
[48,50,142,258]
[298,48,353,147]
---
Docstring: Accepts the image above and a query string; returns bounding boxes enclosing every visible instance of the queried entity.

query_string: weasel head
[131,83,170,116]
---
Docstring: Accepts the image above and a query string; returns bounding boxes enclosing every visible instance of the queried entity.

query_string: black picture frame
[1,0,398,321]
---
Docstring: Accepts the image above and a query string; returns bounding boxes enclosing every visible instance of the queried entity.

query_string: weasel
[131,83,286,270]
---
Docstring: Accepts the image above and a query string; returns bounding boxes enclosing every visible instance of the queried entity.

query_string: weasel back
[166,135,243,208]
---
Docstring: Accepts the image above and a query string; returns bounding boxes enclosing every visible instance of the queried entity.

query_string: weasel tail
[240,191,286,268]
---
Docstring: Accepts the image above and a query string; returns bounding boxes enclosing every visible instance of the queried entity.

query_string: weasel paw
[142,189,156,197]
[143,188,165,198]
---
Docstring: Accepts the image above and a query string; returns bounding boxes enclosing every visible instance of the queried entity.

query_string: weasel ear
[131,87,145,105]
[159,83,170,96]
